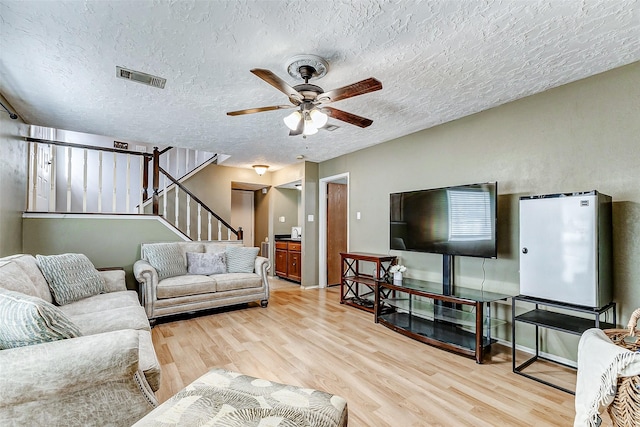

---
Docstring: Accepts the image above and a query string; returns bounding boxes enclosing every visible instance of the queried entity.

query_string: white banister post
[207,212,212,241]
[174,186,179,228]
[49,146,56,212]
[163,174,167,218]
[82,149,88,212]
[197,205,202,241]
[185,148,189,176]
[98,152,103,213]
[186,194,191,236]
[126,154,131,213]
[66,146,72,212]
[217,220,222,240]
[112,152,117,212]
[176,149,180,177]
[138,155,143,213]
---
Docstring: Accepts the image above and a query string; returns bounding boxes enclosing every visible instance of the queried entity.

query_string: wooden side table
[340,252,396,313]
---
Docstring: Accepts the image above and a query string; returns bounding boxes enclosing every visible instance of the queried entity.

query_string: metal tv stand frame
[511,295,616,394]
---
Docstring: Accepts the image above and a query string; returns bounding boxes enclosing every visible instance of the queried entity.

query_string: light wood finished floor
[151,278,612,426]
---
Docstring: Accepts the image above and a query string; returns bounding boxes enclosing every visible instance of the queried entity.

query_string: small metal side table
[512,295,616,394]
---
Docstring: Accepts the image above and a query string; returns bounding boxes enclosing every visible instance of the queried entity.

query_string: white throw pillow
[186,252,227,275]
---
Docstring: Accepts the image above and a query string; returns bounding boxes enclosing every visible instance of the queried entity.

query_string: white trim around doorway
[318,172,349,288]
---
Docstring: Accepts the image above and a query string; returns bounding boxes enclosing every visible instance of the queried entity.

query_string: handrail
[156,165,242,239]
[26,137,151,158]
[141,152,217,205]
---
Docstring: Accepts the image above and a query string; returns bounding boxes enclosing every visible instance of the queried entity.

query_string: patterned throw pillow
[0,288,82,349]
[186,252,227,275]
[225,246,259,273]
[143,243,187,280]
[36,253,105,305]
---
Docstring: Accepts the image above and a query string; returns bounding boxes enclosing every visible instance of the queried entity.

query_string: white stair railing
[25,137,240,242]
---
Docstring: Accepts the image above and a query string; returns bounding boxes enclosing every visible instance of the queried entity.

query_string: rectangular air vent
[116,66,166,89]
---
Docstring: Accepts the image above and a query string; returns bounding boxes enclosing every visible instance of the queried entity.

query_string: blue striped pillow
[225,246,259,273]
[0,288,82,349]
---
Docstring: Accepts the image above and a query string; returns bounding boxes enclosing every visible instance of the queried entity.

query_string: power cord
[481,258,486,293]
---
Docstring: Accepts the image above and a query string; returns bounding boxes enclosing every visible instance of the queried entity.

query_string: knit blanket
[574,328,640,426]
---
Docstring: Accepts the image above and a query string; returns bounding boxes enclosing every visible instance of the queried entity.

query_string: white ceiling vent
[116,66,166,89]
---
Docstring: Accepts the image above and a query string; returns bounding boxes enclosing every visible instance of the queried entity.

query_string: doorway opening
[319,173,349,288]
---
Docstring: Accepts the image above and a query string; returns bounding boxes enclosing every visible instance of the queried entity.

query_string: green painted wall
[272,188,299,236]
[183,163,270,222]
[302,162,319,288]
[0,95,28,256]
[22,216,185,289]
[319,62,640,360]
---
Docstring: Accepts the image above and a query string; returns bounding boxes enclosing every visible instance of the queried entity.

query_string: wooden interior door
[327,182,347,286]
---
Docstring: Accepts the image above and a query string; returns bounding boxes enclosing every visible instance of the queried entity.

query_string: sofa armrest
[98,268,127,293]
[134,259,158,318]
[0,330,158,425]
[255,256,270,299]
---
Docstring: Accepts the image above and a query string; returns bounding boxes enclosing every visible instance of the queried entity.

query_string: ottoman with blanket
[133,368,348,426]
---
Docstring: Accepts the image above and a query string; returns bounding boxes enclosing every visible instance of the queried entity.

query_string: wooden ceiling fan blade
[317,77,382,104]
[226,105,293,116]
[324,107,373,128]
[251,69,303,104]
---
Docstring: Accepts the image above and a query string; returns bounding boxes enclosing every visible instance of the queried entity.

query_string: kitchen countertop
[274,237,302,242]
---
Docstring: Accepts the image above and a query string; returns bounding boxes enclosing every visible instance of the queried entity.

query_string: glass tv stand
[375,277,512,363]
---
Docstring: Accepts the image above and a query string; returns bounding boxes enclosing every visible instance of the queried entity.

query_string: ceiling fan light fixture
[253,165,269,176]
[303,119,318,136]
[310,108,328,128]
[283,111,302,130]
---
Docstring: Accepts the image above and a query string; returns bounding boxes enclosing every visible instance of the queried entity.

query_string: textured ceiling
[1,1,639,171]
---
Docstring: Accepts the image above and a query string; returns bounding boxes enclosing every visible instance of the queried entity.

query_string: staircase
[25,131,241,241]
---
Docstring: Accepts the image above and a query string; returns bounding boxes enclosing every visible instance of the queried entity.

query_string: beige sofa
[133,241,270,324]
[0,254,160,427]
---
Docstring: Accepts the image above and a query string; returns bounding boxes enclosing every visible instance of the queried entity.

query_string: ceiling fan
[227,55,382,137]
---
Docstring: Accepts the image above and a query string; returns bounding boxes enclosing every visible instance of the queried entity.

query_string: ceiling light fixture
[302,112,318,136]
[253,165,269,176]
[283,111,302,130]
[309,109,328,128]
[284,107,327,135]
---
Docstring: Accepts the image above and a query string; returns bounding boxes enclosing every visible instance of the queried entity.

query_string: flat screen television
[390,182,497,258]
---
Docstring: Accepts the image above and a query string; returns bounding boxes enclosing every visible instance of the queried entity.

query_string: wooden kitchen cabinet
[275,240,301,283]
[275,242,288,277]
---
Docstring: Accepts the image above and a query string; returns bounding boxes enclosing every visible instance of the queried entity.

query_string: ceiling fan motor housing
[291,83,323,103]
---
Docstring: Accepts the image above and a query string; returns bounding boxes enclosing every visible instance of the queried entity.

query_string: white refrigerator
[519,191,612,308]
